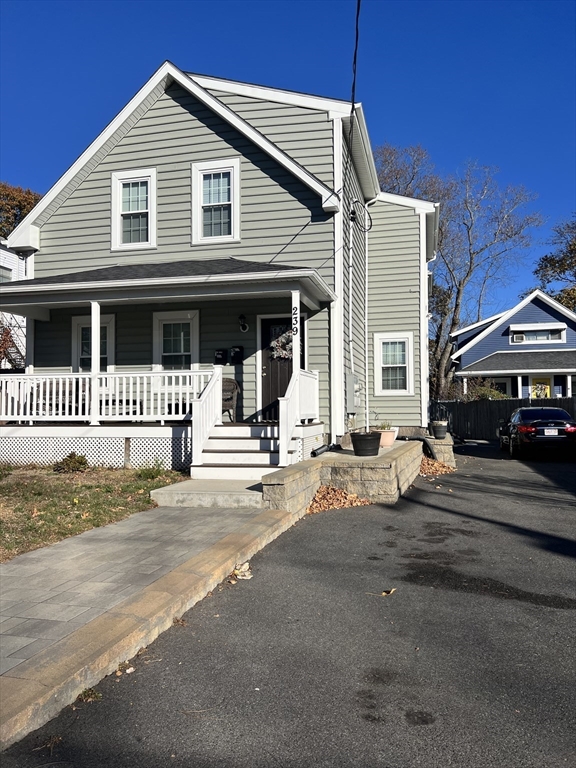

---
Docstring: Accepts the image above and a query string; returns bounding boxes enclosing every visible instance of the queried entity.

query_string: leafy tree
[375,143,543,399]
[0,181,42,239]
[530,216,576,310]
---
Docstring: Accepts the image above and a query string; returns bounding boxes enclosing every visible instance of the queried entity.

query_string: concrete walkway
[0,501,303,749]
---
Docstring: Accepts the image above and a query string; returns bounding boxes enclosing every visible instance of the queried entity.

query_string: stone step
[202,450,281,466]
[150,479,263,508]
[190,464,281,480]
[211,424,279,438]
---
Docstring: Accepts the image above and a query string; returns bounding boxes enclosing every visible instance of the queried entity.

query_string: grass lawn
[0,464,185,562]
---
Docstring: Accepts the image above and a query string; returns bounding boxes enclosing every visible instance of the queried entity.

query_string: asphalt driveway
[4,443,575,767]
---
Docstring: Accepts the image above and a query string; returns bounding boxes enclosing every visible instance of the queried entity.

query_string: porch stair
[190,423,299,481]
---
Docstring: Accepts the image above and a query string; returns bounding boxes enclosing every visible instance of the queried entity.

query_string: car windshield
[519,409,572,422]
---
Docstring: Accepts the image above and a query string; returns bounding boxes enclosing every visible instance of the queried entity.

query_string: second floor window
[192,158,240,245]
[111,168,157,250]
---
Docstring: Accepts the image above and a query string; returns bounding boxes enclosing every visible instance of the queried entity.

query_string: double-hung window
[111,169,157,250]
[152,311,199,370]
[374,332,414,396]
[191,158,240,245]
[71,315,115,372]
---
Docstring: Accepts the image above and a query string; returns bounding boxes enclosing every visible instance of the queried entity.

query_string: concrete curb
[0,505,303,751]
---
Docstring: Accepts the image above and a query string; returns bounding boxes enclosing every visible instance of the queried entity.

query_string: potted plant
[350,429,381,456]
[431,420,448,439]
[374,421,397,447]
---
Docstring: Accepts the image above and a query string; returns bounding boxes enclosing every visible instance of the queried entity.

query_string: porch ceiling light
[238,315,249,333]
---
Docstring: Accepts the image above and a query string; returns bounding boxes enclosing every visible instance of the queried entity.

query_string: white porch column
[90,301,100,425]
[517,375,523,399]
[25,318,34,374]
[291,289,300,376]
[462,377,468,396]
[567,374,572,398]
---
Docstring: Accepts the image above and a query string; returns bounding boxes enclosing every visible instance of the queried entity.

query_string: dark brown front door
[260,317,304,421]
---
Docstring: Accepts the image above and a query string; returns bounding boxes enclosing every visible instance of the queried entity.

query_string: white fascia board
[450,312,506,338]
[376,191,437,213]
[0,268,337,303]
[344,106,380,200]
[457,368,576,376]
[510,322,567,331]
[8,63,340,251]
[188,73,352,117]
[452,289,576,361]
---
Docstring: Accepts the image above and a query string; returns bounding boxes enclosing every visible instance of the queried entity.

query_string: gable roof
[450,311,506,338]
[451,290,576,361]
[8,61,341,251]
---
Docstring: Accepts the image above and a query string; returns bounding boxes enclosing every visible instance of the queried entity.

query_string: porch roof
[457,349,576,376]
[0,258,336,319]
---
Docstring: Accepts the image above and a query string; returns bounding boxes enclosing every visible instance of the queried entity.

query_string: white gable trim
[452,290,576,361]
[376,191,436,213]
[450,312,506,338]
[189,73,352,117]
[8,62,340,251]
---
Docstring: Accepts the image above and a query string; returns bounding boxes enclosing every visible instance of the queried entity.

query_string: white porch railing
[278,369,319,467]
[0,370,215,425]
[191,366,223,466]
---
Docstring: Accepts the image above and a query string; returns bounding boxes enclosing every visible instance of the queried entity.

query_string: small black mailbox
[214,348,228,365]
[230,346,244,364]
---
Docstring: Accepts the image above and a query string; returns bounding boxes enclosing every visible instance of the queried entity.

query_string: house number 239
[292,308,299,336]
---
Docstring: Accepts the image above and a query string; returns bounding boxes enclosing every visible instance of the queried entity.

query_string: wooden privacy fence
[431,398,576,441]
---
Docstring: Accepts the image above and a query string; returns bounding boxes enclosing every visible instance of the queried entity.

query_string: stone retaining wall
[262,440,423,516]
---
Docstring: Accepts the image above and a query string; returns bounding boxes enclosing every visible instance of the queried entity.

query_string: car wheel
[509,438,521,459]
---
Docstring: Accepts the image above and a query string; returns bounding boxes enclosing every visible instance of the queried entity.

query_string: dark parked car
[499,407,576,458]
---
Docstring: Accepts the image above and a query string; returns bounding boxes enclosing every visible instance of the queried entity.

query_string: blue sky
[1,0,574,312]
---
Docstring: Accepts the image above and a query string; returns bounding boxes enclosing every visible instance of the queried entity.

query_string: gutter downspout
[330,117,345,444]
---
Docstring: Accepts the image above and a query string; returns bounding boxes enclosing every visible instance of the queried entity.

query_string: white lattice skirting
[0,427,193,471]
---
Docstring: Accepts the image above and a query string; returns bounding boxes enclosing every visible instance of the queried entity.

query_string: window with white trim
[71,315,115,372]
[191,158,240,245]
[153,311,199,370]
[374,332,414,396]
[111,169,157,250]
[0,265,12,283]
[509,323,566,344]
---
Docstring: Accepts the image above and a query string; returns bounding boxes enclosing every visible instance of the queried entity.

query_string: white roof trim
[509,322,567,331]
[456,368,576,376]
[452,290,576,361]
[376,191,436,213]
[0,267,337,302]
[450,311,506,338]
[8,62,340,250]
[189,73,352,117]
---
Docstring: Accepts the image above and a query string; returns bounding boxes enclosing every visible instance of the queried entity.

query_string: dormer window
[111,169,157,251]
[509,323,566,344]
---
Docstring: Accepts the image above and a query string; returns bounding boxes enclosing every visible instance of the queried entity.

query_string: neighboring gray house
[0,61,438,475]
[451,290,576,399]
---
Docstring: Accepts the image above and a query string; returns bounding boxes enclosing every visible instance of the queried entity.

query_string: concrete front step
[190,464,282,480]
[205,437,296,451]
[202,450,281,466]
[151,479,264,508]
[211,423,279,438]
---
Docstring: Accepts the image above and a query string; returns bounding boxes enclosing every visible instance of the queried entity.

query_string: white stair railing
[278,369,319,467]
[191,366,223,466]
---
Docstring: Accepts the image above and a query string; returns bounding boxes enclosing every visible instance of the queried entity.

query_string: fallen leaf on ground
[419,457,456,476]
[307,486,371,514]
[232,561,253,580]
[366,588,397,597]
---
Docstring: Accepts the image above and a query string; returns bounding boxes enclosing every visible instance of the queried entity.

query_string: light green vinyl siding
[207,90,334,188]
[367,200,423,427]
[35,84,335,289]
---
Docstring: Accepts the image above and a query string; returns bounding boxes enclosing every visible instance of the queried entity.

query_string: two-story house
[451,289,576,399]
[0,61,438,476]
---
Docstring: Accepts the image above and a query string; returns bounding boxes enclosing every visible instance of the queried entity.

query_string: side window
[191,158,240,245]
[373,332,414,396]
[111,169,157,250]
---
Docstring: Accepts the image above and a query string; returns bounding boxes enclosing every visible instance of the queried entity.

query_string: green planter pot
[350,432,381,456]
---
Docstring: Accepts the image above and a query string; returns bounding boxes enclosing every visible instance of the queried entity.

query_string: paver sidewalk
[0,502,302,749]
